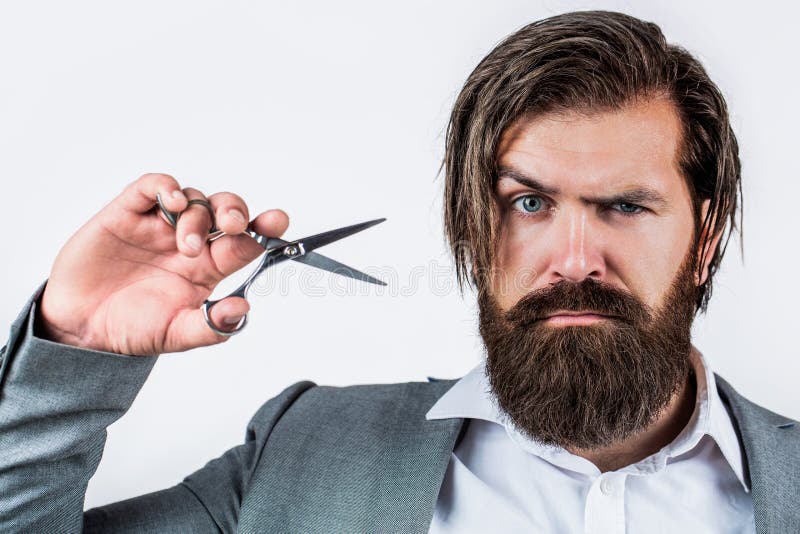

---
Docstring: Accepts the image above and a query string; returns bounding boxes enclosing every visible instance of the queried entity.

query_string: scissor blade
[250,234,386,286]
[293,252,386,286]
[297,218,386,253]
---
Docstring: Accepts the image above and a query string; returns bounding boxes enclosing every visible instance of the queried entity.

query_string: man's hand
[38,173,289,355]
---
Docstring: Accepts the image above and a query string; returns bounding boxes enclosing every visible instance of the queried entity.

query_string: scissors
[155,193,386,336]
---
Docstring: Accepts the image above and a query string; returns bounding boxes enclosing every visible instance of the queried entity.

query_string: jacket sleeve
[84,379,316,533]
[0,283,315,533]
[0,283,157,532]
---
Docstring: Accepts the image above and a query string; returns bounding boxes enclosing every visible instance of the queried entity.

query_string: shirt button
[600,478,614,496]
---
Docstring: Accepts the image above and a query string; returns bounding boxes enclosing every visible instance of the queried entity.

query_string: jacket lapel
[408,379,466,530]
[715,374,800,533]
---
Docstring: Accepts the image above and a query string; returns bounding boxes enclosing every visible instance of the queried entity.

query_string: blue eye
[615,202,644,215]
[512,195,544,213]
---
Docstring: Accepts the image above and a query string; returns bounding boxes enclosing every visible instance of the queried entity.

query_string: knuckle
[211,191,246,208]
[227,192,245,204]
[140,172,175,185]
[182,187,205,199]
[122,179,139,195]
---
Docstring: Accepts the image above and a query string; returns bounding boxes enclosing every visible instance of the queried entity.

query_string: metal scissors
[155,194,386,336]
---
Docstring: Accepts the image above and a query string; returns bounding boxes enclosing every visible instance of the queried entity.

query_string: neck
[566,367,698,473]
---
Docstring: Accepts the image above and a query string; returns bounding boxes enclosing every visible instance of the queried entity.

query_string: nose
[545,208,606,283]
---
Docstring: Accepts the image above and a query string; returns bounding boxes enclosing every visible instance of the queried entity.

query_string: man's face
[491,98,698,309]
[479,98,716,450]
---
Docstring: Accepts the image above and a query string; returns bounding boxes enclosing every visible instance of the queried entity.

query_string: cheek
[497,218,545,273]
[493,215,552,306]
[606,221,694,308]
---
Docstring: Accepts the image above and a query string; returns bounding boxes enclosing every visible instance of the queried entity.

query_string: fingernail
[186,233,203,251]
[223,315,244,325]
[228,209,246,224]
[171,190,185,200]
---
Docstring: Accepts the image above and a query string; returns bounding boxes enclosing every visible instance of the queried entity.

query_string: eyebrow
[496,165,669,209]
[497,166,560,195]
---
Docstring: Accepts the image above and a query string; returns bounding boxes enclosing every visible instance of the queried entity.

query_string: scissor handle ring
[155,193,222,239]
[202,300,248,337]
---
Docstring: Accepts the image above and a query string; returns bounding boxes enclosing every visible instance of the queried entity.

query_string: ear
[695,198,724,286]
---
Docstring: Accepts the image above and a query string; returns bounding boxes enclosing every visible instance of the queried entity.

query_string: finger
[209,209,290,277]
[175,187,214,257]
[250,209,290,238]
[207,297,250,334]
[117,173,188,214]
[209,233,266,278]
[207,192,250,235]
[167,297,250,350]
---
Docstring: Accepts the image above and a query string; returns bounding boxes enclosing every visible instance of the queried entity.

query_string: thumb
[166,297,250,351]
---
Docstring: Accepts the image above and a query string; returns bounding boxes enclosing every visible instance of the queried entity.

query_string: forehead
[496,98,686,195]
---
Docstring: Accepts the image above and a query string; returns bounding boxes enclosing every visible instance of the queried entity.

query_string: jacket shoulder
[246,378,460,451]
[286,379,457,428]
[715,373,798,429]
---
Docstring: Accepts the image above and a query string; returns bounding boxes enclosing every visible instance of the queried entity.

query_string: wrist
[35,287,94,349]
[34,307,82,346]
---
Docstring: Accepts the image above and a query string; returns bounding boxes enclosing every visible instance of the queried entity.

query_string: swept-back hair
[443,10,742,313]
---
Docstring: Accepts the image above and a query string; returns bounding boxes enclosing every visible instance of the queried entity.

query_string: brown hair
[443,10,742,313]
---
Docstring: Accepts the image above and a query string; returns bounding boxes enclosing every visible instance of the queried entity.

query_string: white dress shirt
[426,345,755,533]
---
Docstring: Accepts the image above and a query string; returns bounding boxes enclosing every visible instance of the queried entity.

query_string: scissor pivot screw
[284,245,299,256]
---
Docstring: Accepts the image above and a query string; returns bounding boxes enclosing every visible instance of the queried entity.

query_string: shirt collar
[426,344,749,492]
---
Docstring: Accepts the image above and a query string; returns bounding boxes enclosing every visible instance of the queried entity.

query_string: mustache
[503,278,652,327]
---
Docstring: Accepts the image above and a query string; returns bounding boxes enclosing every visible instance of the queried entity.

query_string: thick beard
[478,249,699,450]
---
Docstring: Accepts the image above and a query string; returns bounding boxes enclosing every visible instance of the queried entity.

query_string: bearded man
[1,10,797,534]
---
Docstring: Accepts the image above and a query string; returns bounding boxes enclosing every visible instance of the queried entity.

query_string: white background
[1,0,797,509]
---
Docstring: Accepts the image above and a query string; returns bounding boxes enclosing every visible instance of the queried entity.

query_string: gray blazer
[1,287,798,533]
